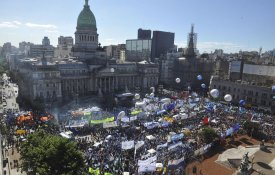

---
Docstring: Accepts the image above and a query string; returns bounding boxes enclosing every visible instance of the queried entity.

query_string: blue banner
[171,133,184,142]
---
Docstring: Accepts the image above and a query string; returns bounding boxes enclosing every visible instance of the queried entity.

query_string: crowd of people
[2,89,275,174]
[65,92,275,174]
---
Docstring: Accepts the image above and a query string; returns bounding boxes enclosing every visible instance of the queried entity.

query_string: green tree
[201,127,218,144]
[243,121,259,135]
[20,131,85,175]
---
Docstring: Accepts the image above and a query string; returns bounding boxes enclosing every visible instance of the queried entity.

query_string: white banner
[135,141,145,150]
[103,121,118,128]
[168,142,183,151]
[121,141,135,150]
[156,143,168,150]
[138,156,157,173]
[121,117,130,123]
[130,116,137,121]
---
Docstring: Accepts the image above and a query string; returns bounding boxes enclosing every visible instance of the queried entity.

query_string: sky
[0,0,275,53]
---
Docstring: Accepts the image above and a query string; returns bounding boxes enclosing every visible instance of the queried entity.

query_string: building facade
[55,36,74,58]
[210,76,275,113]
[1,42,12,57]
[29,37,55,58]
[138,28,151,40]
[151,31,175,62]
[126,39,152,62]
[19,41,33,56]
[12,0,159,106]
[159,25,216,90]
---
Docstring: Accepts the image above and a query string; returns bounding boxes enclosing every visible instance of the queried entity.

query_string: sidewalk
[2,146,26,175]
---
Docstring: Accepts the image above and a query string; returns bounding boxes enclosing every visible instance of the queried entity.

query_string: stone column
[116,76,118,90]
[112,77,115,91]
[108,77,111,92]
[104,77,107,92]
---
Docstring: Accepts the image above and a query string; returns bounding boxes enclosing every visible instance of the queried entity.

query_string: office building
[151,31,175,61]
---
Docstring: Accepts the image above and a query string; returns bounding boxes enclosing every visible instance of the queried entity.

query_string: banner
[168,156,185,169]
[130,116,137,121]
[103,121,118,128]
[226,127,234,136]
[233,123,240,131]
[138,156,157,173]
[156,109,166,115]
[131,110,142,116]
[121,117,130,123]
[121,141,135,150]
[171,133,184,142]
[135,141,145,150]
[144,122,159,129]
[161,121,171,128]
[157,143,168,150]
[89,167,100,175]
[90,117,114,124]
[168,142,183,151]
[194,143,212,156]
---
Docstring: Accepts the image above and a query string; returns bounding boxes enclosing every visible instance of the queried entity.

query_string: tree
[20,130,86,175]
[200,127,218,144]
[243,121,259,135]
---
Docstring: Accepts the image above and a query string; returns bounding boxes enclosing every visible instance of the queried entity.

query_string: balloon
[150,87,155,93]
[117,111,125,120]
[210,89,219,98]
[272,85,275,92]
[224,94,232,102]
[239,99,245,106]
[175,78,181,83]
[201,83,206,89]
[134,93,140,100]
[110,68,115,73]
[197,75,203,81]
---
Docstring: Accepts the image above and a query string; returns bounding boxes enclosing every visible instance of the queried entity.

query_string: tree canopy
[243,121,260,136]
[200,127,218,144]
[20,130,86,175]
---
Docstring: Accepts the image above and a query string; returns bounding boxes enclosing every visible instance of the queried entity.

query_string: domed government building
[72,0,104,63]
[11,0,159,105]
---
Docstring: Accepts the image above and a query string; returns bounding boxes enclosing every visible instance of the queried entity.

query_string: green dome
[77,0,97,30]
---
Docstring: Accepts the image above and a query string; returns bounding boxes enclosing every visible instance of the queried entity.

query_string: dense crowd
[3,91,275,174]
[67,94,275,174]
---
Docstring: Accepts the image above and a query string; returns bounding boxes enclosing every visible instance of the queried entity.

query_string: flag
[203,117,209,125]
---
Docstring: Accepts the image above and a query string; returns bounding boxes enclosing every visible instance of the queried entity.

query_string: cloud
[13,21,22,25]
[0,21,21,28]
[25,22,57,29]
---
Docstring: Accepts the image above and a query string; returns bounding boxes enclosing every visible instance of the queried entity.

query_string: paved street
[2,146,26,175]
